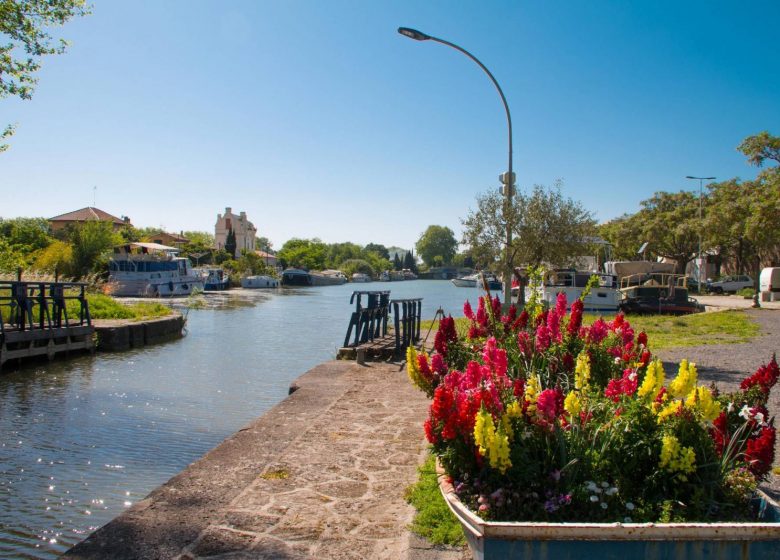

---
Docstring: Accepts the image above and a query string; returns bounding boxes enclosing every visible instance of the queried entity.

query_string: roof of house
[255,250,277,259]
[149,232,189,243]
[49,207,128,225]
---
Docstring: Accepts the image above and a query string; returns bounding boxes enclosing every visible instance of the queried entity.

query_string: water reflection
[0,280,495,558]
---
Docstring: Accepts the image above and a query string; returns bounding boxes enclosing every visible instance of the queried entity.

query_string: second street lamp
[685,175,716,291]
[398,27,515,308]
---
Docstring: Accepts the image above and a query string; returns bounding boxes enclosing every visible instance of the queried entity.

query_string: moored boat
[281,268,312,286]
[451,274,478,288]
[351,272,372,283]
[241,275,279,288]
[106,242,204,297]
[310,270,348,286]
[618,272,703,315]
[198,268,230,291]
[524,269,621,312]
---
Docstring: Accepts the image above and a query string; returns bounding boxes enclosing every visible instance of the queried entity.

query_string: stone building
[215,207,256,258]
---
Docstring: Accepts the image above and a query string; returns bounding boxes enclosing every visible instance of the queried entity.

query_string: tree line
[598,132,779,280]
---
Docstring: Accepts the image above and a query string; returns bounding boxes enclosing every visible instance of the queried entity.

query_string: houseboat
[351,272,372,283]
[281,268,312,286]
[106,242,204,297]
[241,275,279,288]
[310,270,348,286]
[523,269,621,313]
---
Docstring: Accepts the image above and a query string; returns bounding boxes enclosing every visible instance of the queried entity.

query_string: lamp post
[685,175,715,291]
[398,27,515,308]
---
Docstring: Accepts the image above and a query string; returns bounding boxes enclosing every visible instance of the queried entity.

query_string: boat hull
[281,269,312,286]
[107,277,204,297]
[241,275,279,288]
[452,278,477,288]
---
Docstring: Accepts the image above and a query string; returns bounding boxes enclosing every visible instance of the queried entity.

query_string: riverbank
[63,359,467,559]
[93,313,185,351]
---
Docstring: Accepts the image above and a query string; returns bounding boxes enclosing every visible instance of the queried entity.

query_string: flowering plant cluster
[407,293,778,523]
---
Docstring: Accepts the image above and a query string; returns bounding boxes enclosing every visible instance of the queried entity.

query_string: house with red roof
[49,207,131,232]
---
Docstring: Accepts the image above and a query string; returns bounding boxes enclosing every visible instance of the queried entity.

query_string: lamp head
[398,27,431,41]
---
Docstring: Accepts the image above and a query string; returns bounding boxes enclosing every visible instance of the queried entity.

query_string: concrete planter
[437,467,780,560]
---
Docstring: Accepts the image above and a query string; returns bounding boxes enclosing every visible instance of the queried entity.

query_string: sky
[1,0,778,252]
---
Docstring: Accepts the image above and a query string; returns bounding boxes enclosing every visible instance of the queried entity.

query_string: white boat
[351,272,372,283]
[197,267,230,290]
[310,270,348,286]
[524,269,621,312]
[241,275,279,288]
[107,242,204,297]
[402,269,417,280]
[451,273,478,288]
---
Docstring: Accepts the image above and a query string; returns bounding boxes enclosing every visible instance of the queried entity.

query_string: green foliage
[65,293,171,320]
[221,251,277,285]
[32,239,72,274]
[224,228,237,258]
[339,258,374,278]
[255,236,272,253]
[66,221,121,279]
[463,182,596,273]
[0,216,53,271]
[0,0,90,150]
[183,230,215,247]
[364,242,390,260]
[405,455,465,546]
[276,238,392,274]
[738,131,780,168]
[416,225,457,267]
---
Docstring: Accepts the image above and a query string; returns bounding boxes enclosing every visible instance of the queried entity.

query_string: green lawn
[421,309,758,352]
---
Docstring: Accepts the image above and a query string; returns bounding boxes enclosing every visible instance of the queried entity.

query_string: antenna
[93,185,97,207]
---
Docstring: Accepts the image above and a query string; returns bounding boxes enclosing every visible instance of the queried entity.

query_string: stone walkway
[64,359,461,559]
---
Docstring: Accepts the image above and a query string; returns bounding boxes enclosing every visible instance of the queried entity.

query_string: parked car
[707,275,753,294]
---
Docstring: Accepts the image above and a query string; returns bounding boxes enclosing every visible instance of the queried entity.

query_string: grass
[404,454,466,547]
[421,309,759,352]
[68,293,172,321]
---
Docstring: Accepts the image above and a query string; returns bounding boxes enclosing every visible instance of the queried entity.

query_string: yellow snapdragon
[669,359,697,399]
[685,386,721,423]
[574,352,591,391]
[473,408,512,473]
[564,391,581,417]
[525,375,540,416]
[638,359,665,399]
[406,346,431,394]
[659,434,696,481]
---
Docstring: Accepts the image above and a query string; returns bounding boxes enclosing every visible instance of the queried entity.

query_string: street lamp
[685,175,715,291]
[398,27,515,308]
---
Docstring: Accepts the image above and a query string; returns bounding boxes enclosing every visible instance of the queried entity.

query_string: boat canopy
[128,242,179,251]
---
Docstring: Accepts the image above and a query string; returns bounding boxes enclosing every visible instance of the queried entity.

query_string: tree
[364,243,390,260]
[255,236,272,253]
[67,220,120,278]
[737,131,780,168]
[415,226,457,267]
[1,0,90,151]
[277,238,327,270]
[184,231,215,247]
[462,182,596,273]
[403,249,418,273]
[393,253,402,271]
[597,214,645,262]
[224,228,237,258]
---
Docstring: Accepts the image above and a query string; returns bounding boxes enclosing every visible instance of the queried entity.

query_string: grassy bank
[420,309,758,352]
[68,293,172,321]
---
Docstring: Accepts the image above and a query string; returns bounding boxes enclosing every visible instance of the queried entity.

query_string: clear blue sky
[2,0,778,251]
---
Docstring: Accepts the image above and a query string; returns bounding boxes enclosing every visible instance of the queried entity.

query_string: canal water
[0,280,497,558]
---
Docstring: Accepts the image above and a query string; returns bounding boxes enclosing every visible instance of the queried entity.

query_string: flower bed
[407,293,778,526]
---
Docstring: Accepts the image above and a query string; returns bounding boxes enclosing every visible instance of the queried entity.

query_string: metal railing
[343,291,391,348]
[0,281,91,335]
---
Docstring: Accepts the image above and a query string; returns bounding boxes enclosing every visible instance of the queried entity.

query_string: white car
[707,275,753,294]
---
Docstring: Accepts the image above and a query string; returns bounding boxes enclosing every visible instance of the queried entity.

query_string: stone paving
[63,359,466,560]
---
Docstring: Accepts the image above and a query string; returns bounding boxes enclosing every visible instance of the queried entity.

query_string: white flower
[601,502,608,509]
[727,402,734,413]
[600,481,609,488]
[624,517,632,523]
[625,502,635,511]
[739,405,752,421]
[606,487,618,496]
[590,495,599,502]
